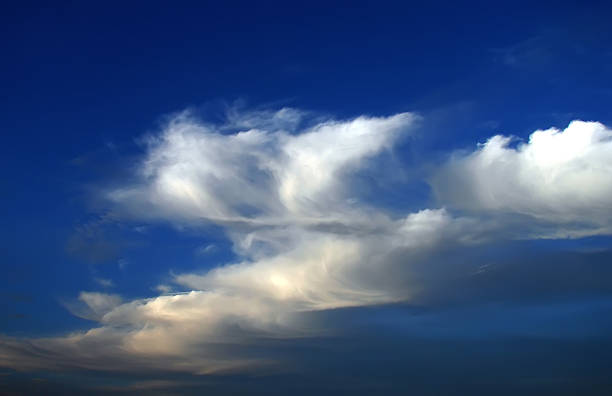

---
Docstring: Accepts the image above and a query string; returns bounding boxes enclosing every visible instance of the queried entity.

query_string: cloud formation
[2,110,612,377]
[109,109,416,226]
[432,120,612,236]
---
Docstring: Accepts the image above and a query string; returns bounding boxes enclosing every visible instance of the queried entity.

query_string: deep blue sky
[2,1,612,394]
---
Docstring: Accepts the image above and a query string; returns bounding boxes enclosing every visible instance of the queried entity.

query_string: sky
[2,1,612,395]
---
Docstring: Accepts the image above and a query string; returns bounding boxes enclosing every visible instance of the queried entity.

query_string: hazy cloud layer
[2,109,612,376]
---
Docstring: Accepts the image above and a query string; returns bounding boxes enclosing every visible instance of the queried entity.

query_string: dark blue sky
[2,1,612,394]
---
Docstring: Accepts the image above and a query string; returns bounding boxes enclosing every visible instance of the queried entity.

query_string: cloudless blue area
[1,1,612,393]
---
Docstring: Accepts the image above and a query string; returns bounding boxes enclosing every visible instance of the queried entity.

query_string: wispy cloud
[64,292,122,321]
[194,243,216,256]
[94,277,114,288]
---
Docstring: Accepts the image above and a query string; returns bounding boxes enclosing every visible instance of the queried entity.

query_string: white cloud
[3,111,612,376]
[1,209,460,374]
[432,120,612,236]
[64,292,122,321]
[108,109,417,226]
[94,277,114,288]
[154,284,173,294]
[195,243,216,256]
[0,108,431,374]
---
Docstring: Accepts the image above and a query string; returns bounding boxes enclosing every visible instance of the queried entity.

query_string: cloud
[0,108,428,374]
[432,120,612,236]
[154,284,172,294]
[64,292,122,321]
[194,243,216,256]
[108,109,417,226]
[2,109,612,378]
[94,278,114,288]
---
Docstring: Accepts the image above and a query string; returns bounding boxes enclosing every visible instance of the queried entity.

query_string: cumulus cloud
[432,120,612,236]
[2,110,612,376]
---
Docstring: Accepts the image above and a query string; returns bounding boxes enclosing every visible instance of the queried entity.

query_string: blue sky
[2,1,612,394]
